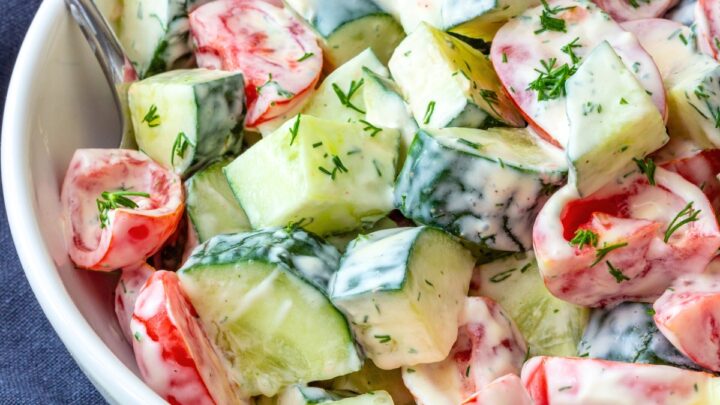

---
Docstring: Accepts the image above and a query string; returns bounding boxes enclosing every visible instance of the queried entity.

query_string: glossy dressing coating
[114,262,155,344]
[190,0,322,126]
[533,168,720,307]
[61,149,183,270]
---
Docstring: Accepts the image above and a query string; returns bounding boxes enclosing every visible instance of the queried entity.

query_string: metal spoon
[63,0,138,149]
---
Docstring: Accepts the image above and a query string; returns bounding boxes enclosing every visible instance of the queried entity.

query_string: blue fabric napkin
[0,0,105,403]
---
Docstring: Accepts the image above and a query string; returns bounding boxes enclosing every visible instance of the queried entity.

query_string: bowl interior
[3,0,162,402]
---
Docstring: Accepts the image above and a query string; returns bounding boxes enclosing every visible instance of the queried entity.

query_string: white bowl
[2,0,164,403]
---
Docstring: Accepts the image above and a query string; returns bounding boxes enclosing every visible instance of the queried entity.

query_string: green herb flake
[591,242,628,267]
[170,131,190,166]
[620,97,628,105]
[142,104,160,127]
[97,190,151,229]
[289,115,301,145]
[256,73,295,98]
[134,332,142,341]
[558,386,572,392]
[561,37,582,64]
[423,101,436,125]
[502,52,508,63]
[372,159,382,177]
[490,268,516,283]
[465,365,471,377]
[457,138,483,150]
[359,119,382,137]
[374,334,392,344]
[664,202,701,242]
[297,52,314,62]
[633,157,656,186]
[535,0,573,34]
[569,229,599,250]
[332,79,365,114]
[312,141,323,148]
[607,261,630,283]
[527,58,577,101]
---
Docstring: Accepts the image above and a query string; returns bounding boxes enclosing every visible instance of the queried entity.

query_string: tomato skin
[591,0,679,22]
[521,356,715,404]
[114,262,155,344]
[660,149,720,216]
[697,0,720,60]
[654,268,720,372]
[462,374,533,405]
[131,271,245,405]
[61,149,184,271]
[189,0,322,127]
[533,168,720,307]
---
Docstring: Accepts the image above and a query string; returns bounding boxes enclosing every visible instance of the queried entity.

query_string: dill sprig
[632,157,656,186]
[527,58,577,101]
[170,132,190,166]
[332,79,365,114]
[534,0,573,34]
[142,104,160,127]
[561,37,582,64]
[97,190,150,228]
[569,229,598,250]
[664,202,701,242]
[606,261,630,283]
[591,241,628,267]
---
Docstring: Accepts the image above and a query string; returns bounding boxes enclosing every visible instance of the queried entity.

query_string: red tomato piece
[696,0,720,60]
[490,0,666,148]
[661,149,720,215]
[654,269,720,372]
[115,262,155,344]
[521,356,715,405]
[591,0,679,22]
[403,297,526,405]
[61,149,184,271]
[462,374,533,405]
[533,167,720,307]
[190,0,322,127]
[131,271,245,405]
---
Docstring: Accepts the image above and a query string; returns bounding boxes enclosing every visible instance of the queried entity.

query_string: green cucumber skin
[181,227,340,291]
[394,130,565,253]
[578,302,700,370]
[286,0,383,38]
[190,74,246,173]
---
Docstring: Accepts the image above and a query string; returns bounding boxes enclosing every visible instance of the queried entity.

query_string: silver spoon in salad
[63,0,138,149]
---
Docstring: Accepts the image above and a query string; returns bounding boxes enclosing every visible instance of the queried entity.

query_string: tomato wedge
[462,374,533,405]
[522,356,717,404]
[533,167,720,307]
[591,0,679,22]
[660,149,720,215]
[114,262,155,344]
[61,149,184,271]
[190,0,323,127]
[696,0,720,60]
[490,0,666,147]
[131,271,246,405]
[403,297,526,405]
[654,269,720,372]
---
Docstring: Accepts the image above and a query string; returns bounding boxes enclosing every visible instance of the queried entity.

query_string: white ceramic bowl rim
[2,0,163,403]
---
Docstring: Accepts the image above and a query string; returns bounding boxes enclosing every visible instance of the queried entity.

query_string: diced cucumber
[388,23,524,130]
[303,49,389,124]
[329,227,475,369]
[373,0,540,40]
[184,159,251,242]
[362,68,418,166]
[394,128,566,253]
[578,302,700,370]
[128,69,245,175]
[118,0,193,78]
[472,252,589,357]
[565,41,668,196]
[224,115,400,236]
[259,385,394,405]
[666,60,720,149]
[178,228,361,397]
[321,360,415,405]
[285,0,404,68]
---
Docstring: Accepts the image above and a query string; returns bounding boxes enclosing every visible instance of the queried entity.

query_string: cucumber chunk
[225,115,400,236]
[321,360,415,405]
[388,23,524,130]
[185,159,251,242]
[178,228,361,397]
[578,302,700,370]
[331,391,394,405]
[566,41,668,196]
[330,227,475,369]
[394,128,566,253]
[362,68,418,166]
[473,252,589,357]
[303,49,389,124]
[118,0,193,78]
[128,69,245,175]
[259,385,394,405]
[285,0,404,68]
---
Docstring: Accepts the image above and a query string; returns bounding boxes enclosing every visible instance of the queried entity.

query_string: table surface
[0,0,105,403]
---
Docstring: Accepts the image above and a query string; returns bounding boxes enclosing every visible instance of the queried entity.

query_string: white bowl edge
[2,0,165,403]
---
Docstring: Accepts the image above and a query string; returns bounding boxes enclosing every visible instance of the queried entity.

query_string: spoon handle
[63,0,138,148]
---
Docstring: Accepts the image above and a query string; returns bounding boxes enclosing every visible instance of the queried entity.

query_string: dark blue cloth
[0,1,105,403]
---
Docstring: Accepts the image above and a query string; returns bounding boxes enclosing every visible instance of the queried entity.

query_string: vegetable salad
[61,0,720,403]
